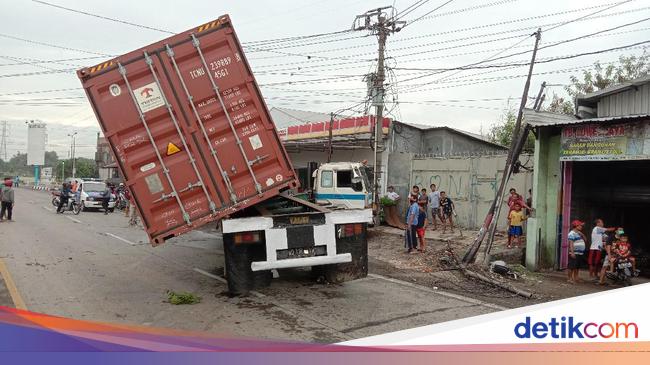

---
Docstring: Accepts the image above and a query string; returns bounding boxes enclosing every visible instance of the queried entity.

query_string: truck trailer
[77,15,371,294]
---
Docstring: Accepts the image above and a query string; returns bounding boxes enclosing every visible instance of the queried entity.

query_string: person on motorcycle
[613,234,638,275]
[56,182,71,214]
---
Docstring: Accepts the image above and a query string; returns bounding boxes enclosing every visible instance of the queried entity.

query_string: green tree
[487,108,535,152]
[544,52,650,114]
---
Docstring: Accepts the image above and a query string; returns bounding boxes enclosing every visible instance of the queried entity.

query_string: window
[337,170,352,188]
[320,170,333,188]
[337,170,363,192]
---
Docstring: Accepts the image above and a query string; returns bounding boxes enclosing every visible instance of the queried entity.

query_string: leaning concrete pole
[462,28,542,264]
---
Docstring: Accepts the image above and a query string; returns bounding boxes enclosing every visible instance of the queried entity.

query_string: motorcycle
[51,190,61,207]
[606,257,639,286]
[56,194,82,215]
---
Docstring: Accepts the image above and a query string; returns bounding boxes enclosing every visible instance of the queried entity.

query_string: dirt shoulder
[367,225,645,309]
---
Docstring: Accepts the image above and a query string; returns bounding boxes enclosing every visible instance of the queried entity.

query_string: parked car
[77,180,116,211]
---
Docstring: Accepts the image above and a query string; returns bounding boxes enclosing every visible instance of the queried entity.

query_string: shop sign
[560,122,650,161]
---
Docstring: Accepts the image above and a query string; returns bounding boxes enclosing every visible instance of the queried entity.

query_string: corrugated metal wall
[597,83,650,117]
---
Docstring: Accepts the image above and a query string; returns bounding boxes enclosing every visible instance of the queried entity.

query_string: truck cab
[312,162,372,210]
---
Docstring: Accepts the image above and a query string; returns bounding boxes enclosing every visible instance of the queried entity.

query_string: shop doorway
[563,160,650,275]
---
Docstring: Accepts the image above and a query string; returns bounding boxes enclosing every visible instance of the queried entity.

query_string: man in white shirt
[385,185,400,202]
[588,218,616,278]
[428,183,441,230]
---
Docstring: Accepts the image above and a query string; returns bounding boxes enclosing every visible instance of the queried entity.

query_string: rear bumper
[251,253,351,271]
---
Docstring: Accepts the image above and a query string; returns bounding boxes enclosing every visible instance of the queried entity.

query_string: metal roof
[524,108,650,127]
[269,107,331,129]
[396,121,504,147]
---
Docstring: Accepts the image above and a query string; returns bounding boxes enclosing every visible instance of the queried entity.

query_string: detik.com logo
[514,316,638,339]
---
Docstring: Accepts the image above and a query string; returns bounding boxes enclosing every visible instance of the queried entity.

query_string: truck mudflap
[221,209,372,273]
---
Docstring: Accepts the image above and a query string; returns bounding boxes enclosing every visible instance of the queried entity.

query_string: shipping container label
[134,82,165,113]
[145,173,164,194]
[249,134,263,150]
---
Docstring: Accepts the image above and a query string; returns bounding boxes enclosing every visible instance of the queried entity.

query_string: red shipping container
[77,15,297,245]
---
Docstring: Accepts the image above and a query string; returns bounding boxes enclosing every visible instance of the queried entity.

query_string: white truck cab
[312,162,372,210]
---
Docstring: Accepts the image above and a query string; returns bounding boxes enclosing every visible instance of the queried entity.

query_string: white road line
[42,206,53,212]
[193,268,227,284]
[65,216,82,224]
[105,232,138,246]
[368,273,508,311]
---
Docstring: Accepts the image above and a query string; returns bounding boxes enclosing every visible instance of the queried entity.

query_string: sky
[1,0,649,159]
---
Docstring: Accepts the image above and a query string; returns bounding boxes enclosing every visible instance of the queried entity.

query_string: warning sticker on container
[249,134,262,150]
[134,82,165,113]
[144,173,164,194]
[166,142,181,156]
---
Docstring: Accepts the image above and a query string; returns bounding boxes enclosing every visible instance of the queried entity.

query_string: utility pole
[532,81,547,111]
[463,29,543,264]
[327,112,334,163]
[0,121,7,162]
[68,132,78,178]
[353,7,404,221]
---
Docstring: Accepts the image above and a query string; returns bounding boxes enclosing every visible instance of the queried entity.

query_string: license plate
[276,245,327,260]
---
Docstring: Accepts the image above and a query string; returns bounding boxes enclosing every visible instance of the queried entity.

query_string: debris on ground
[490,260,518,279]
[166,290,202,305]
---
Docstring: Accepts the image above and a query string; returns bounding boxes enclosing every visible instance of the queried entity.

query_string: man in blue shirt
[405,199,420,253]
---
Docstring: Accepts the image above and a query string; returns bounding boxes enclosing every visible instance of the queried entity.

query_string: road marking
[66,216,82,224]
[367,273,508,311]
[42,206,53,212]
[105,232,138,246]
[193,268,227,284]
[0,256,27,310]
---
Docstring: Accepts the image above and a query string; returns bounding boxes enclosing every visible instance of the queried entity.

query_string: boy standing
[439,191,455,234]
[588,219,616,278]
[507,203,525,248]
[567,220,587,284]
[416,197,428,253]
[428,184,441,230]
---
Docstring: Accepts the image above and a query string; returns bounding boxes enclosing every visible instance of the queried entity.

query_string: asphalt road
[0,188,501,343]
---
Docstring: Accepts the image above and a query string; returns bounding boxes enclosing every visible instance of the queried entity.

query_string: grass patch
[166,290,201,305]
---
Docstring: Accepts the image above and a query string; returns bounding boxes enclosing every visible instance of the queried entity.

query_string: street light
[67,132,78,178]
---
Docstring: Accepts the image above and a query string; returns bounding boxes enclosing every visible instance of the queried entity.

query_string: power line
[395,0,431,21]
[403,0,456,28]
[31,0,175,34]
[0,33,113,57]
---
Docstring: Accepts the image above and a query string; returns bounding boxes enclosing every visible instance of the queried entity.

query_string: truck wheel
[313,225,368,284]
[223,233,271,295]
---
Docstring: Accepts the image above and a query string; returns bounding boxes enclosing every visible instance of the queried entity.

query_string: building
[95,132,120,183]
[524,75,650,271]
[385,122,531,230]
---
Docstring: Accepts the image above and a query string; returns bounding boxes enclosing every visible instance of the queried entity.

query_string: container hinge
[255,183,263,194]
[183,212,191,224]
[208,201,217,213]
[191,34,200,47]
[144,52,153,65]
[165,45,175,57]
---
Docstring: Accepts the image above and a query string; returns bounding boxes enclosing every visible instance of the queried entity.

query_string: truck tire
[223,233,271,295]
[313,225,368,284]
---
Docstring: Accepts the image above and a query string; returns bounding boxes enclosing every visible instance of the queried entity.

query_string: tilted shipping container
[77,15,297,245]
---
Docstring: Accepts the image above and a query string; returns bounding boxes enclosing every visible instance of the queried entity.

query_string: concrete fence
[387,152,534,230]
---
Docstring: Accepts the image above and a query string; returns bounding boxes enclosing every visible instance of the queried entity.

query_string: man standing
[428,183,441,230]
[385,185,400,202]
[405,197,420,253]
[588,219,616,278]
[101,184,112,215]
[0,180,15,222]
